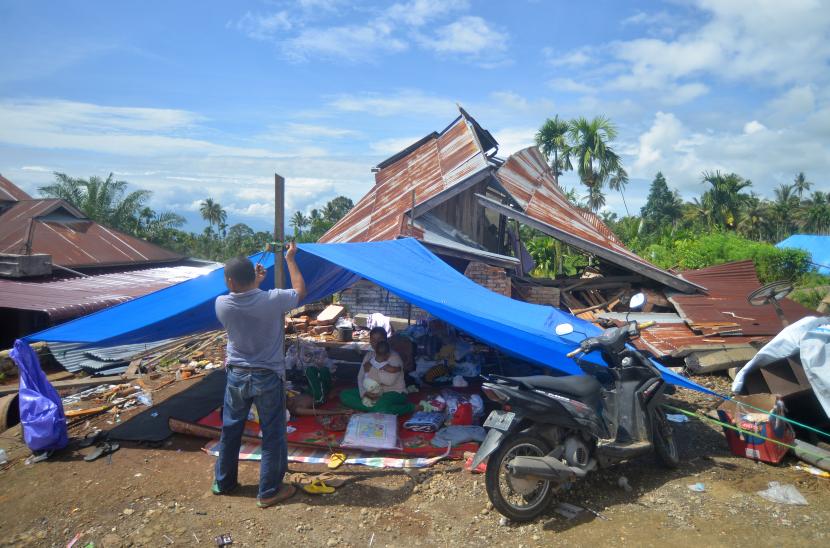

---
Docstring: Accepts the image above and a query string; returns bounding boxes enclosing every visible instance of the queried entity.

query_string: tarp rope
[708,395,830,442]
[662,403,830,462]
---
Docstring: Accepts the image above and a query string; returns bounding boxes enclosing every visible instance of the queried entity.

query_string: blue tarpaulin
[777,234,830,274]
[22,238,711,394]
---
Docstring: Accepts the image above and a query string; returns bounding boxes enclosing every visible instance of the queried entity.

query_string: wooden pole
[274,173,285,290]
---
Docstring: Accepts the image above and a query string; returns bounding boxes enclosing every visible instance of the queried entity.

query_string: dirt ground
[1,375,829,548]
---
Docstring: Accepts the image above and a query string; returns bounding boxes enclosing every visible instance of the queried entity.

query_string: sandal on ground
[302,479,336,495]
[327,452,347,469]
[84,441,120,462]
[212,480,240,495]
[257,484,297,508]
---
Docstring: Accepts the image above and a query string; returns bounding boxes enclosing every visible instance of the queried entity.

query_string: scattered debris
[687,482,706,492]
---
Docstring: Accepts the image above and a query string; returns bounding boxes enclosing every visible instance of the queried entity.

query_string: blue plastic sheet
[10,340,68,452]
[777,234,830,274]
[23,238,712,395]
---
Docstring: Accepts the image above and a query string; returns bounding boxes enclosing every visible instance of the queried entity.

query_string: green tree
[804,191,830,234]
[290,211,309,236]
[322,196,354,223]
[771,183,801,240]
[793,172,812,198]
[199,198,227,235]
[700,171,753,230]
[39,172,151,233]
[535,115,572,185]
[640,172,683,231]
[567,116,627,211]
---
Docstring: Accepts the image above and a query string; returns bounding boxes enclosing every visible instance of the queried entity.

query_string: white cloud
[232,11,292,41]
[743,120,766,135]
[420,16,507,57]
[370,136,424,155]
[549,78,595,95]
[21,165,52,173]
[282,123,360,139]
[492,127,536,156]
[632,112,685,172]
[386,0,469,26]
[328,90,457,117]
[543,46,591,67]
[283,21,406,62]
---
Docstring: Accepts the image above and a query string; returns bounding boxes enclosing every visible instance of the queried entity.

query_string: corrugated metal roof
[634,323,767,358]
[672,260,814,336]
[0,174,32,202]
[490,147,702,294]
[0,177,183,268]
[49,338,178,374]
[319,109,491,244]
[0,262,219,321]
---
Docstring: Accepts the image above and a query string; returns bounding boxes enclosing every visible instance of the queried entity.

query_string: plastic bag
[10,340,68,452]
[757,481,808,506]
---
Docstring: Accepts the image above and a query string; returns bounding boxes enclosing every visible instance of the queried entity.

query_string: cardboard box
[717,394,794,464]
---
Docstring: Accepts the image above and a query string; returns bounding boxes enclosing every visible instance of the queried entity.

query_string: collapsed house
[0,175,218,348]
[320,108,814,370]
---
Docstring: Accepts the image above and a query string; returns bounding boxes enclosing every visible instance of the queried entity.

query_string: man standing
[213,242,307,508]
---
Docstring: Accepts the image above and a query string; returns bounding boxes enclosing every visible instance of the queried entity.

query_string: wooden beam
[684,347,758,374]
[475,193,704,294]
[412,168,494,219]
[0,375,125,397]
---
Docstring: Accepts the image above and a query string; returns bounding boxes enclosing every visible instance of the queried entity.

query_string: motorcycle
[471,293,679,522]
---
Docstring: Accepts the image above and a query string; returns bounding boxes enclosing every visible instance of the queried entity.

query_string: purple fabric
[11,340,68,452]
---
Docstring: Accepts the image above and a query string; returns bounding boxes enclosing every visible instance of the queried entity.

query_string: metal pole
[274,173,285,290]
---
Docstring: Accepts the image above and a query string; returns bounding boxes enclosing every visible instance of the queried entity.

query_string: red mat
[196,386,480,458]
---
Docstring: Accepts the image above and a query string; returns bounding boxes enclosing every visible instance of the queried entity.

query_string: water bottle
[0,448,8,465]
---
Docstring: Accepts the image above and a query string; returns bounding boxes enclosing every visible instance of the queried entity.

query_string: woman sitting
[340,340,413,415]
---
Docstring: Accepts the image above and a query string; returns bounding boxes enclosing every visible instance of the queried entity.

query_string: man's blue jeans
[214,367,287,499]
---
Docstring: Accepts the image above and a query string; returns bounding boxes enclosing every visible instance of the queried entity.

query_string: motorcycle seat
[505,374,602,401]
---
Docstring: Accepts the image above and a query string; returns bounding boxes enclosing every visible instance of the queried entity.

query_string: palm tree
[584,185,606,212]
[39,172,151,233]
[567,116,626,210]
[700,171,753,230]
[535,115,572,185]
[793,172,812,199]
[290,211,309,236]
[804,191,830,234]
[771,183,801,240]
[199,198,226,234]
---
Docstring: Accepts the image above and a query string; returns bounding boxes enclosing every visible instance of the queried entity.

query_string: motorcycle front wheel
[484,432,555,522]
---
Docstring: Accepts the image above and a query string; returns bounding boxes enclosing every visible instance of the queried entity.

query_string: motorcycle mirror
[555,323,574,336]
[629,292,647,311]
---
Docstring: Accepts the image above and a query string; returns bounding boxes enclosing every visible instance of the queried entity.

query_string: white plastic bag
[757,481,808,506]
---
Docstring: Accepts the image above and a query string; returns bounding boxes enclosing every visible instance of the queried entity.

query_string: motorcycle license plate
[483,410,516,431]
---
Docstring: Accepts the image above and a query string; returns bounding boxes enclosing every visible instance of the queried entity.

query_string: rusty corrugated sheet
[0,192,182,268]
[319,111,490,244]
[672,260,814,336]
[0,263,219,321]
[489,147,701,293]
[0,174,32,202]
[633,323,767,358]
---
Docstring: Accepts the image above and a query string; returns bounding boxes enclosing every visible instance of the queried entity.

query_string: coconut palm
[793,172,812,198]
[290,211,309,236]
[535,115,572,185]
[804,191,830,235]
[199,198,226,233]
[584,185,606,212]
[39,172,151,233]
[771,183,801,240]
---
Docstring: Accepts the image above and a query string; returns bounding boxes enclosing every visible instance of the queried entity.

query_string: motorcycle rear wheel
[484,432,555,522]
[652,408,680,468]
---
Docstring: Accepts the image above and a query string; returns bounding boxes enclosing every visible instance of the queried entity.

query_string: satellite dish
[555,323,574,336]
[748,281,793,327]
[629,292,647,311]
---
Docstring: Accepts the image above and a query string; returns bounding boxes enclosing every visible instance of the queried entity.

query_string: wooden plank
[0,375,125,397]
[685,347,758,373]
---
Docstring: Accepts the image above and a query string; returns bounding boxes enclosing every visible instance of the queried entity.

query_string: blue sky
[1,0,828,232]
